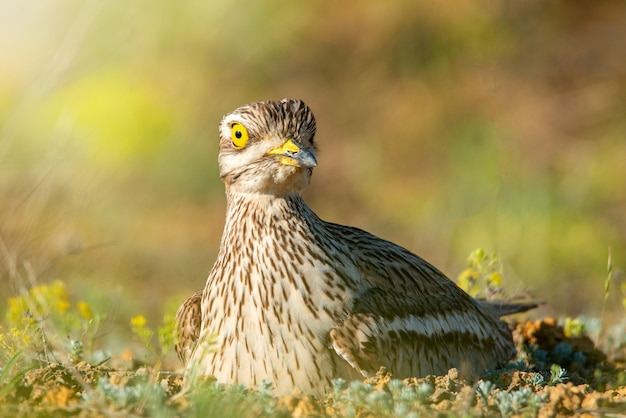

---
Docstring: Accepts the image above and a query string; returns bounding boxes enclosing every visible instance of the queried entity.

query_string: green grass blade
[0,349,25,398]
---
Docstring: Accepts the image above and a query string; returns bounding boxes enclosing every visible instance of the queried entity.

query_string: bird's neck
[210,189,329,301]
[225,189,309,218]
[219,190,318,250]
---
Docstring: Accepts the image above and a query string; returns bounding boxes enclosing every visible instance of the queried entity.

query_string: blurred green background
[1,0,625,356]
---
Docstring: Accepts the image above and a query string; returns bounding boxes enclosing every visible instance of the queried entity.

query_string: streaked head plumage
[218,99,318,194]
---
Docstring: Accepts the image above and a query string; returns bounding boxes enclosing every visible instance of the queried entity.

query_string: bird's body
[177,99,519,397]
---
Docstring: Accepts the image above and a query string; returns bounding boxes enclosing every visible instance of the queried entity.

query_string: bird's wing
[325,223,516,378]
[175,289,203,364]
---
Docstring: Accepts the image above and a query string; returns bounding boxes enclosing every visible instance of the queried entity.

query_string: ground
[2,317,626,417]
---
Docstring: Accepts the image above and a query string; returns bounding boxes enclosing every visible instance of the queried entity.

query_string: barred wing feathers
[326,223,516,378]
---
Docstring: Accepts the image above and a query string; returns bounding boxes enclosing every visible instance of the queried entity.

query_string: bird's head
[218,99,318,195]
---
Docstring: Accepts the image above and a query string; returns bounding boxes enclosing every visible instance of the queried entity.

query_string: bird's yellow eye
[230,123,249,149]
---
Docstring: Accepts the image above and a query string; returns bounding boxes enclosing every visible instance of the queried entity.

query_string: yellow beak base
[267,139,317,168]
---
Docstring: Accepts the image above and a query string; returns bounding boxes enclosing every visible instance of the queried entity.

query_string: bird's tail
[478,299,539,318]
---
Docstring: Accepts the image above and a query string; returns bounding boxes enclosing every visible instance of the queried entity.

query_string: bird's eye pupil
[235,130,242,139]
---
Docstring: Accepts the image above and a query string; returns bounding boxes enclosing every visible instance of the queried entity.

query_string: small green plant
[79,368,176,416]
[494,387,547,417]
[562,316,586,338]
[129,313,177,366]
[525,372,546,387]
[0,280,103,370]
[327,375,436,417]
[476,379,495,405]
[549,364,569,385]
[186,381,289,418]
[457,248,505,299]
[523,339,588,373]
[0,350,25,400]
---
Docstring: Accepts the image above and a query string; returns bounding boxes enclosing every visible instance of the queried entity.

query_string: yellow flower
[50,280,69,299]
[487,272,503,288]
[130,315,147,328]
[11,323,34,344]
[56,299,71,313]
[457,268,479,296]
[77,301,93,320]
[22,316,36,327]
[7,296,28,324]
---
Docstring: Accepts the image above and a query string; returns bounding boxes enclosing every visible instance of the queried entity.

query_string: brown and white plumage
[174,289,202,364]
[177,99,520,396]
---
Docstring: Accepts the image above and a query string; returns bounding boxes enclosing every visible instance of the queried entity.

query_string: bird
[176,98,528,397]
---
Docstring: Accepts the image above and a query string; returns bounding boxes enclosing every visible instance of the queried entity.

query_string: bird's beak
[267,139,317,169]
